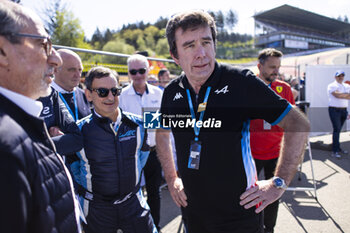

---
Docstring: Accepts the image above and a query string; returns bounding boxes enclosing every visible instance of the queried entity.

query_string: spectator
[158,68,171,90]
[70,66,157,233]
[156,10,310,233]
[148,74,160,86]
[299,72,306,101]
[119,54,163,231]
[0,1,80,232]
[250,48,295,233]
[290,77,300,101]
[51,49,92,121]
[327,70,350,159]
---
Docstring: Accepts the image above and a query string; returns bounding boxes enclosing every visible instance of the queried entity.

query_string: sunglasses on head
[89,87,122,98]
[129,68,147,75]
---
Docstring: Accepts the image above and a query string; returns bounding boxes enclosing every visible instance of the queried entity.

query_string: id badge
[188,140,202,170]
[263,120,271,130]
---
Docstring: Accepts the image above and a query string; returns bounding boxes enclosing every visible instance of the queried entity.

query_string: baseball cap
[335,70,345,77]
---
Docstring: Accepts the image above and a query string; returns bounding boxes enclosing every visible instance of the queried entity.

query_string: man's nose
[48,48,62,68]
[195,45,206,59]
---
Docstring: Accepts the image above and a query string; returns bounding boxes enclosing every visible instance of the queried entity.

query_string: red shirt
[250,79,295,160]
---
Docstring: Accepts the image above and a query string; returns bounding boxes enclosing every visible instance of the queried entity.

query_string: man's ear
[85,88,93,102]
[170,51,180,66]
[0,37,9,68]
[257,63,262,72]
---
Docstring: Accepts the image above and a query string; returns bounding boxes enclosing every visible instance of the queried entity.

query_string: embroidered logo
[119,130,136,141]
[214,85,229,94]
[173,92,183,101]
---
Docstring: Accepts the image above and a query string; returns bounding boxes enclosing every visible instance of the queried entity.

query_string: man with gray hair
[0,1,80,232]
[119,54,163,231]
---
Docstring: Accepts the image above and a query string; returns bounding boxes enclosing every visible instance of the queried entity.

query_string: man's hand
[49,126,64,137]
[168,177,188,208]
[239,179,284,213]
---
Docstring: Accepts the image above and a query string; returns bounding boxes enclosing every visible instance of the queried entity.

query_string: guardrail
[53,45,175,63]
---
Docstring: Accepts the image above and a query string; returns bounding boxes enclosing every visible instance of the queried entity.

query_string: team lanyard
[59,92,78,121]
[186,86,211,141]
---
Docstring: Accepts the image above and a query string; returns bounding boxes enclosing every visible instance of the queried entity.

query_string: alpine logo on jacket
[119,129,136,141]
[214,85,229,94]
[173,92,183,101]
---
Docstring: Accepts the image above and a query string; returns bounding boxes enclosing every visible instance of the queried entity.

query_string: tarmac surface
[157,132,350,233]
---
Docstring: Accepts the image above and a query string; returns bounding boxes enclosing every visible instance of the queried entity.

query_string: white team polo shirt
[327,80,350,108]
[119,83,163,147]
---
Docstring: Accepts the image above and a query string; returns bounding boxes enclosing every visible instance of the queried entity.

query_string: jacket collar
[0,86,43,117]
[92,108,138,129]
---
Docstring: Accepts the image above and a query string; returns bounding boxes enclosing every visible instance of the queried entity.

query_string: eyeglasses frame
[129,68,147,75]
[89,87,122,98]
[1,32,52,56]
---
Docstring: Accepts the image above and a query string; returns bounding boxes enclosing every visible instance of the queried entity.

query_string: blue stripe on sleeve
[241,120,258,189]
[271,103,292,126]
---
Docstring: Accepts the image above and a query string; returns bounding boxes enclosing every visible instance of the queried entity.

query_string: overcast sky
[21,0,350,39]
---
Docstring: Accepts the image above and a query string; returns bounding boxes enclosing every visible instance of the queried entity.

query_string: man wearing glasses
[0,1,80,233]
[119,54,164,231]
[69,66,157,233]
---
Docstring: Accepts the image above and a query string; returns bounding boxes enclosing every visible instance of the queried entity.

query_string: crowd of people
[2,2,348,233]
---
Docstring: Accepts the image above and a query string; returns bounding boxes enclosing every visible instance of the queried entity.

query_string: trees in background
[29,3,254,66]
[89,9,252,62]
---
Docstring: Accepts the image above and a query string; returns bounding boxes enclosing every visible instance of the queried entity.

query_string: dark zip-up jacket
[0,93,79,233]
[38,87,83,155]
[70,110,149,213]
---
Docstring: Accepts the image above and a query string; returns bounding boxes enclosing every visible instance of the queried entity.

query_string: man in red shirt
[250,48,295,233]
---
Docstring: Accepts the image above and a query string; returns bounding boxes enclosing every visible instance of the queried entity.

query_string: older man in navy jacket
[0,1,80,233]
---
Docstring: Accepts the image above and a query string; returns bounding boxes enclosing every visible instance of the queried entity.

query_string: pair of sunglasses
[129,68,147,75]
[90,87,122,98]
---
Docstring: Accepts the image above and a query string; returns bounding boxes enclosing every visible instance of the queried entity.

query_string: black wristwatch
[272,176,288,190]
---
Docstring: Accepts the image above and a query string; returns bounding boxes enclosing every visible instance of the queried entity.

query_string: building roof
[254,4,350,34]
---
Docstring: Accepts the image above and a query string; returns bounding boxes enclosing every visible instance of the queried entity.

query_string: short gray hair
[0,1,31,43]
[127,54,149,69]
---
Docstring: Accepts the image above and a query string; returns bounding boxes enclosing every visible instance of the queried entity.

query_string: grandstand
[254,4,350,54]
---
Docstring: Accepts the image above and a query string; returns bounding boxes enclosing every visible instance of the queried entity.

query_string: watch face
[275,178,283,187]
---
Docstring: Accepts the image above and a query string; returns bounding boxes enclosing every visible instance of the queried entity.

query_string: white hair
[127,54,149,69]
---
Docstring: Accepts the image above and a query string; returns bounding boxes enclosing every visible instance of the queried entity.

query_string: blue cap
[335,70,345,77]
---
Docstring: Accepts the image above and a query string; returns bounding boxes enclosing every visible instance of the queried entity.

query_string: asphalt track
[159,132,350,233]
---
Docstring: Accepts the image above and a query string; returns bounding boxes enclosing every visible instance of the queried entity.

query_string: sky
[21,0,350,40]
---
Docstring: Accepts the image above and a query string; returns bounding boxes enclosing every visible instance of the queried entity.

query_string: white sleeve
[328,83,338,94]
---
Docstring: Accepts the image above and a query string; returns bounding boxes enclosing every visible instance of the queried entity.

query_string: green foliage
[155,38,169,56]
[101,39,134,64]
[216,39,258,59]
[47,7,255,71]
[51,9,90,49]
